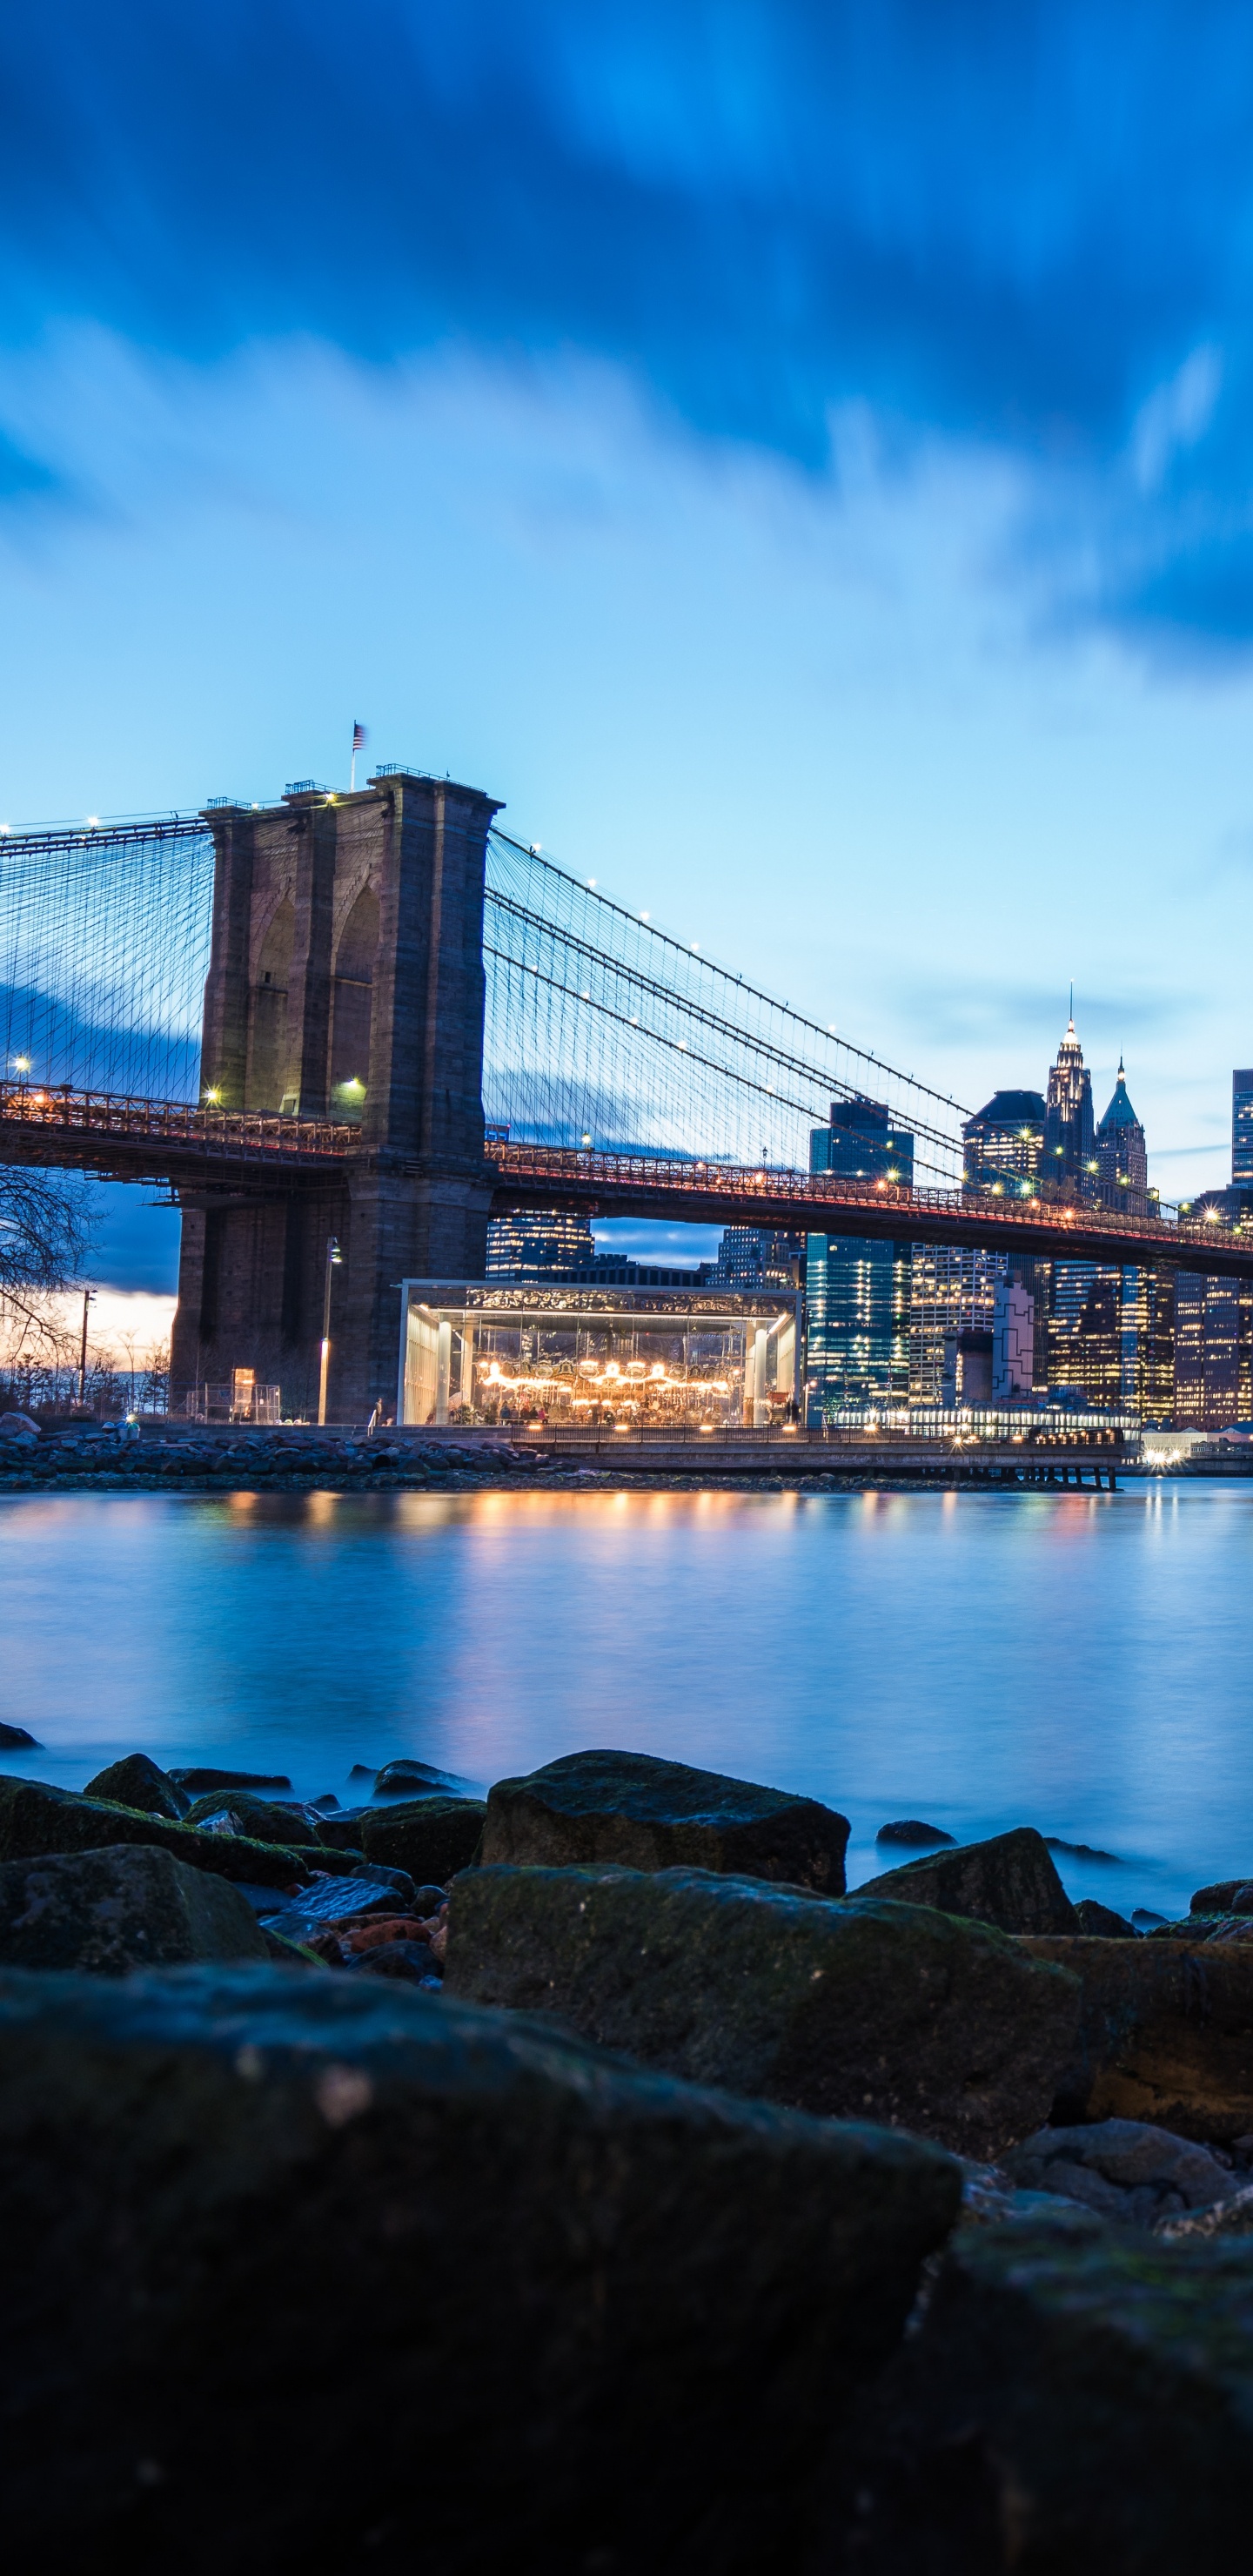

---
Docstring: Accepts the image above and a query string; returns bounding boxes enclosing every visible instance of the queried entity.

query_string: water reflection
[1,1481,1250,1920]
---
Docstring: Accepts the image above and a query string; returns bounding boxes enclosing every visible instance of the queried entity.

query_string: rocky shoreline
[5,1741,1253,2567]
[2,1414,1247,1497]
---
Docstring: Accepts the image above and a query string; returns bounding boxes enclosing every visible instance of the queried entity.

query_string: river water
[2,1480,1250,1922]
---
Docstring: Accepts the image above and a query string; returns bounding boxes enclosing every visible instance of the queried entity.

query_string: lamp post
[78,1288,96,1409]
[318,1237,342,1426]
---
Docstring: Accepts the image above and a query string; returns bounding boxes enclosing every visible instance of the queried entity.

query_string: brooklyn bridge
[2,767,1249,1416]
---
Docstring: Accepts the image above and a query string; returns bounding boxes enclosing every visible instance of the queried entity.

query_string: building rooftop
[1098,1061,1142,1131]
[964,1089,1047,1130]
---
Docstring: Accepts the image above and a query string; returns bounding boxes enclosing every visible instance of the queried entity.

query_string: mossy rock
[0,1963,960,2565]
[183,1791,312,1848]
[857,1826,1079,1935]
[481,1748,849,1893]
[360,1797,486,1885]
[82,1754,190,1820]
[0,1777,310,1891]
[0,1844,268,1971]
[446,1862,1082,2161]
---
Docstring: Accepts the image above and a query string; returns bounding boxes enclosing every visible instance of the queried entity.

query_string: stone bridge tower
[170,768,502,1421]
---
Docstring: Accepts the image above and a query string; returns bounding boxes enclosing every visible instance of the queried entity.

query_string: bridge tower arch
[246,896,294,1111]
[170,768,502,1420]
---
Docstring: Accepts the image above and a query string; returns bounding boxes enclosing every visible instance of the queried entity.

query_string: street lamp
[318,1237,343,1426]
[78,1288,96,1408]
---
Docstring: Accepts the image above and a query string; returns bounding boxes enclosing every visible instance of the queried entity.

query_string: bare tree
[0,1167,99,1368]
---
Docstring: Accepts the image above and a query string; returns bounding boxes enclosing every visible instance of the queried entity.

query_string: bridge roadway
[3,1083,1251,1279]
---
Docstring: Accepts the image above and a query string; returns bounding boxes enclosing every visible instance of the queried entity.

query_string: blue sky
[5,1,1253,1282]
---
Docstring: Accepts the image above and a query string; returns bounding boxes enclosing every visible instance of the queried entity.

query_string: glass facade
[399,1283,799,1430]
[805,1097,915,1419]
[1174,1271,1253,1430]
[961,1090,1046,1195]
[1235,1070,1253,1187]
[485,1206,595,1278]
[707,1226,804,1290]
[908,1243,1008,1403]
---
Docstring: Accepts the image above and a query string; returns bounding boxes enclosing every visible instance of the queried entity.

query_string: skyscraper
[1042,1013,1096,1196]
[961,1090,1046,1195]
[485,1206,595,1278]
[805,1097,914,1417]
[1234,1070,1253,1186]
[1096,1060,1149,1208]
[707,1226,804,1291]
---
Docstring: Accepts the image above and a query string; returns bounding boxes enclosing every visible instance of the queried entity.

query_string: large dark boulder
[183,1790,314,1848]
[856,1826,1079,1935]
[481,1749,850,1893]
[373,1757,466,1797]
[0,1846,268,1971]
[1191,1876,1253,1915]
[360,1796,486,1884]
[1074,1896,1136,1937]
[0,1778,311,1893]
[0,1964,959,2573]
[1023,1934,1253,2141]
[83,1754,190,1820]
[446,1864,1082,2159]
[834,2210,1253,2573]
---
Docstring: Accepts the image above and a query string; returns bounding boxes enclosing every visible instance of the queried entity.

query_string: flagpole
[351,728,357,794]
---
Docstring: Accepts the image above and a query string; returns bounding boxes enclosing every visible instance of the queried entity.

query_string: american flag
[352,721,366,748]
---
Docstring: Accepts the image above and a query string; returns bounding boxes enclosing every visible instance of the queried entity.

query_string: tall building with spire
[1096,1059,1149,1210]
[1042,1008,1096,1197]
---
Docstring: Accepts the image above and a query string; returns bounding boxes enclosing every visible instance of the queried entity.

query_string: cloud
[1132,347,1223,493]
[3,4,1253,642]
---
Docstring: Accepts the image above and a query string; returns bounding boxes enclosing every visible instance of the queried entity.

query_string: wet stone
[0,1962,960,2571]
[836,2211,1253,2573]
[1022,1933,1253,2142]
[446,1862,1082,2160]
[0,1844,269,1972]
[481,1748,850,1893]
[1074,1897,1137,1937]
[857,1826,1079,1935]
[83,1755,190,1821]
[1002,2117,1238,2229]
[360,1797,486,1886]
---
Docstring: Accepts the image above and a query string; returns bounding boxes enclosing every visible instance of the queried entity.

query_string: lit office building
[1122,1268,1176,1422]
[1034,1257,1176,1419]
[1042,1016,1097,1196]
[707,1226,804,1291]
[485,1206,595,1278]
[1174,1269,1252,1429]
[1234,1070,1253,1186]
[908,1244,1008,1403]
[1096,1061,1149,1210]
[806,1097,914,1418]
[961,1090,1046,1195]
[1044,1262,1122,1406]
